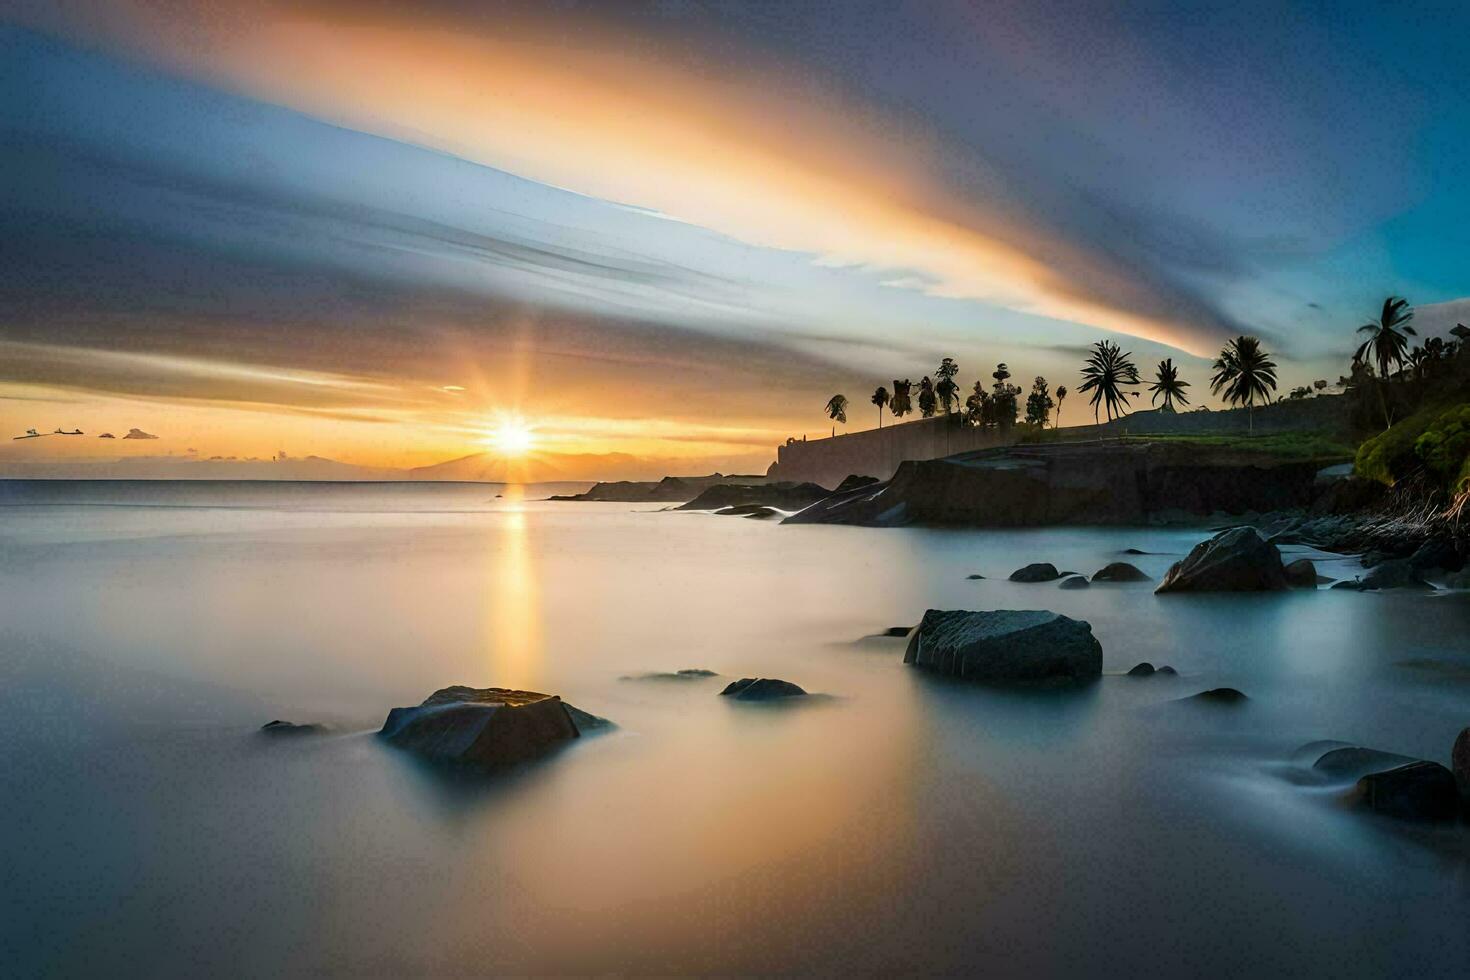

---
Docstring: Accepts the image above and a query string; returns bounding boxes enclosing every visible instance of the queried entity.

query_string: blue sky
[3,1,1469,470]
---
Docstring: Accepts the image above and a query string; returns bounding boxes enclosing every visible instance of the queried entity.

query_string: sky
[3,0,1470,478]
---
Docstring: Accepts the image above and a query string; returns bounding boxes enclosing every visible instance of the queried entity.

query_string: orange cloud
[17,0,1227,355]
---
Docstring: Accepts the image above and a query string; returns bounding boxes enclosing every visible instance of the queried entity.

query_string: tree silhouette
[935,358,960,414]
[1355,296,1416,381]
[1054,386,1067,427]
[1024,376,1054,427]
[1148,358,1191,411]
[917,376,938,417]
[889,379,913,419]
[1210,336,1278,433]
[964,380,989,427]
[824,394,848,436]
[1077,340,1140,423]
[871,386,889,428]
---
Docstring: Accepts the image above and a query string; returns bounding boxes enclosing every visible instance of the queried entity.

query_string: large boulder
[379,686,606,769]
[1313,746,1415,780]
[1356,559,1431,591]
[1355,762,1462,820]
[259,719,327,737]
[1009,562,1061,583]
[1057,575,1090,589]
[720,677,808,700]
[903,609,1102,683]
[1091,562,1150,582]
[1155,527,1288,593]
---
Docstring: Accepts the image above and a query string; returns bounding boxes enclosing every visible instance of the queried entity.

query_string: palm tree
[1148,358,1191,412]
[917,377,937,418]
[1077,340,1140,423]
[871,386,889,428]
[824,394,848,437]
[889,379,913,419]
[1354,296,1416,381]
[1054,386,1067,427]
[1210,336,1277,433]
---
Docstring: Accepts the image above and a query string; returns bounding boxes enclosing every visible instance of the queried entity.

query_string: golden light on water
[486,485,543,689]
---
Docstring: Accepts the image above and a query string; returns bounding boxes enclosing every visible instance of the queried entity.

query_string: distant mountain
[409,451,677,484]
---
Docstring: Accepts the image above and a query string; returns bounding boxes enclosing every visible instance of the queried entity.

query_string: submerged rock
[1355,762,1462,820]
[1356,559,1431,591]
[903,608,1102,683]
[720,677,808,700]
[622,668,718,681]
[1180,687,1248,705]
[259,720,327,736]
[1313,746,1416,780]
[1057,575,1090,589]
[1156,665,1178,675]
[1155,527,1287,593]
[379,686,607,770]
[966,573,986,580]
[1009,562,1061,583]
[1091,562,1150,582]
[1283,558,1319,589]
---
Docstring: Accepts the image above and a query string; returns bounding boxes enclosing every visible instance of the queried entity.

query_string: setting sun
[485,416,536,456]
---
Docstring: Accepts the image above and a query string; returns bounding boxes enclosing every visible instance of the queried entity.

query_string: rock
[1356,559,1431,591]
[903,609,1102,683]
[1408,538,1463,574]
[1156,665,1178,675]
[880,626,913,637]
[1331,579,1365,591]
[1122,548,1153,555]
[1009,562,1061,583]
[1313,746,1416,780]
[1355,762,1462,820]
[1453,728,1470,798]
[720,677,808,700]
[1443,570,1470,590]
[966,573,986,580]
[622,668,718,681]
[1155,527,1288,593]
[551,473,767,503]
[677,481,832,512]
[379,686,607,770]
[833,474,881,494]
[1091,562,1150,582]
[713,504,782,517]
[1181,687,1248,704]
[1283,558,1319,589]
[1308,475,1387,516]
[259,720,327,736]
[1058,575,1090,589]
[1126,662,1155,676]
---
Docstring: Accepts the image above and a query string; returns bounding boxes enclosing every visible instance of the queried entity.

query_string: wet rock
[1155,665,1178,675]
[1058,575,1090,589]
[1313,746,1416,780]
[1180,687,1248,705]
[1331,579,1365,591]
[622,668,718,681]
[1283,558,1319,589]
[259,720,327,736]
[1091,562,1150,582]
[903,608,1102,683]
[1009,562,1061,583]
[1357,559,1431,591]
[379,687,607,770]
[833,474,881,494]
[1453,728,1470,799]
[1156,527,1288,593]
[720,677,808,700]
[1126,662,1155,677]
[1355,762,1462,820]
[1408,538,1463,574]
[966,573,986,580]
[713,504,782,518]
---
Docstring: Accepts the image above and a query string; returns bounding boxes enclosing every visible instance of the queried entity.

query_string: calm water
[2,481,1468,976]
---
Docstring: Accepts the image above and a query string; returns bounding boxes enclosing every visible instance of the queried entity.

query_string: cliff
[783,441,1332,527]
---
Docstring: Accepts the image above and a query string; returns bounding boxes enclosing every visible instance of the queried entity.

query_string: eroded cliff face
[784,442,1326,527]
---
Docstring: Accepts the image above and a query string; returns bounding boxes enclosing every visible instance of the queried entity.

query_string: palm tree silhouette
[1210,336,1278,433]
[889,379,913,419]
[917,377,938,418]
[824,394,848,437]
[871,386,889,428]
[1148,358,1191,411]
[1077,340,1140,423]
[1054,386,1067,427]
[935,358,960,414]
[1355,296,1416,381]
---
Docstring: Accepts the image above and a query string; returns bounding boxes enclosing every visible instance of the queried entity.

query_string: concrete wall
[768,395,1349,487]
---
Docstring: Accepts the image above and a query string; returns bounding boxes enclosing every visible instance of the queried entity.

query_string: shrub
[1412,404,1470,493]
[1356,402,1470,491]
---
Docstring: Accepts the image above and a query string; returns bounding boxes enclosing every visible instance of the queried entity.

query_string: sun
[485,416,536,456]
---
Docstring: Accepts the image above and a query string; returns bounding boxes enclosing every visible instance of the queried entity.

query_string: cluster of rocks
[1297,731,1470,822]
[1005,561,1151,589]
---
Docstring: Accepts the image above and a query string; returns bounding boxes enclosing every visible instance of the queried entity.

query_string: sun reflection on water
[486,485,543,689]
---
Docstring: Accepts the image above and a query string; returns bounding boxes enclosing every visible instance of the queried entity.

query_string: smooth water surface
[2,481,1468,976]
